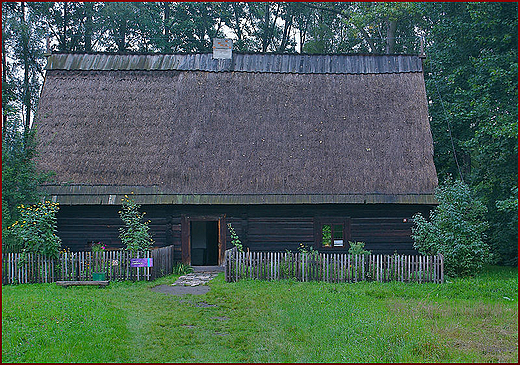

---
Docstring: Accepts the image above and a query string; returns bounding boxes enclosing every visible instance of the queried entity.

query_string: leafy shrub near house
[412,178,489,277]
[6,201,61,258]
[118,195,153,253]
[348,241,371,255]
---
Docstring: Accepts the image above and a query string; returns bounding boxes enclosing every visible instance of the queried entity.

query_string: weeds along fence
[225,250,444,284]
[2,245,176,285]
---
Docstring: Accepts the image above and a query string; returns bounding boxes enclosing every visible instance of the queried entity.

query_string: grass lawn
[2,266,517,363]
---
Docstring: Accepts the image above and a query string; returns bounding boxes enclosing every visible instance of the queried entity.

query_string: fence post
[439,254,444,283]
[224,250,228,282]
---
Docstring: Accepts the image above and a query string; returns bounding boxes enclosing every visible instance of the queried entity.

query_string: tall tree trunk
[2,24,7,140]
[298,17,308,53]
[163,2,171,52]
[278,8,294,52]
[20,2,31,133]
[232,3,243,41]
[60,2,68,51]
[84,2,93,52]
[117,19,127,52]
[386,20,397,54]
[267,3,281,51]
[262,3,270,52]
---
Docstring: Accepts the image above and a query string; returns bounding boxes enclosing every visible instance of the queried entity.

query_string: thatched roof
[35,53,437,205]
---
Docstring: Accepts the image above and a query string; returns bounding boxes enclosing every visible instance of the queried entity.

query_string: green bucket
[92,272,106,281]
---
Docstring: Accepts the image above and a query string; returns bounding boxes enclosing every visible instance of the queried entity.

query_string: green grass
[2,266,517,363]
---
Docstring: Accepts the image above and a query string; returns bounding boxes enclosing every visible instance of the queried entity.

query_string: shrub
[348,241,371,255]
[298,243,318,256]
[118,195,154,253]
[7,201,61,258]
[412,178,490,277]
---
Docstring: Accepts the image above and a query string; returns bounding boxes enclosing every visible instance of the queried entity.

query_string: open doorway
[190,221,219,266]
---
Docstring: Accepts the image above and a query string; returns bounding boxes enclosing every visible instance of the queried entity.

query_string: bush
[412,179,490,277]
[7,201,61,258]
[118,195,154,253]
[348,241,371,255]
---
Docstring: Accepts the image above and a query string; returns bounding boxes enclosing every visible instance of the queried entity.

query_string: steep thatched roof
[35,53,437,205]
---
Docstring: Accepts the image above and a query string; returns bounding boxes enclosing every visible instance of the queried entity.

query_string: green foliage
[7,201,61,258]
[2,120,50,253]
[2,3,52,255]
[227,223,243,252]
[118,195,153,253]
[492,186,518,265]
[422,2,518,265]
[297,243,319,257]
[348,241,371,255]
[412,179,490,277]
[171,262,193,275]
[91,242,106,253]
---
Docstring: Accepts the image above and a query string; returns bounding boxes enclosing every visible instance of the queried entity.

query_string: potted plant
[91,242,107,281]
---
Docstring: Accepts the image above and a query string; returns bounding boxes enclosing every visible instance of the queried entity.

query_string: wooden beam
[56,280,109,288]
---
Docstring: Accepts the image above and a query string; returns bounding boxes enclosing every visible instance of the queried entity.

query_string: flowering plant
[298,243,318,255]
[7,201,61,258]
[91,242,106,253]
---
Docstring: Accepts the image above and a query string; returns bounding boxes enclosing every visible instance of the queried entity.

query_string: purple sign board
[130,258,153,267]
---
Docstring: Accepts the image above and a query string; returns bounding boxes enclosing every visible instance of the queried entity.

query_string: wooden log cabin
[35,49,438,266]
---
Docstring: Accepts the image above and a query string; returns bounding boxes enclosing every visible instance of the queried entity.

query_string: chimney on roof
[212,38,233,59]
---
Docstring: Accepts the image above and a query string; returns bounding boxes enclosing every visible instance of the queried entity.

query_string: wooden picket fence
[2,245,176,285]
[225,250,444,284]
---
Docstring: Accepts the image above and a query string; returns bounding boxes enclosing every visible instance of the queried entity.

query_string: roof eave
[40,185,437,205]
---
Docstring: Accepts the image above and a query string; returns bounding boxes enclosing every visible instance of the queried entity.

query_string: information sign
[130,258,153,267]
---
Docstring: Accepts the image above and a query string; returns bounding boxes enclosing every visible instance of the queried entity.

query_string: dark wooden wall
[56,203,434,258]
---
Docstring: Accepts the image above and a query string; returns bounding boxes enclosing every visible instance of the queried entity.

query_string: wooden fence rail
[2,245,176,285]
[225,250,444,284]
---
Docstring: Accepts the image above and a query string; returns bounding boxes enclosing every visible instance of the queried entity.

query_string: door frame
[181,215,226,265]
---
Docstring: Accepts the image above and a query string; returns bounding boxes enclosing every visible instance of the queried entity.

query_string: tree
[2,3,50,253]
[32,2,102,52]
[422,2,518,265]
[1,112,49,253]
[299,2,424,54]
[118,195,154,253]
[2,2,46,132]
[412,179,490,277]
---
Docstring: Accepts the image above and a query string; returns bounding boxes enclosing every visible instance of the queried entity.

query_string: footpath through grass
[2,266,517,363]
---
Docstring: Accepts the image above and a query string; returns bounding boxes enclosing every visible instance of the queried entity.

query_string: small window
[333,224,344,247]
[321,223,344,248]
[322,224,332,247]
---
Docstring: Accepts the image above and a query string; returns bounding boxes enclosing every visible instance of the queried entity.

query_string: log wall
[55,204,433,257]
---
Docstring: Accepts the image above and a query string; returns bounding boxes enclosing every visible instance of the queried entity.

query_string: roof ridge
[48,51,422,57]
[46,53,423,74]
